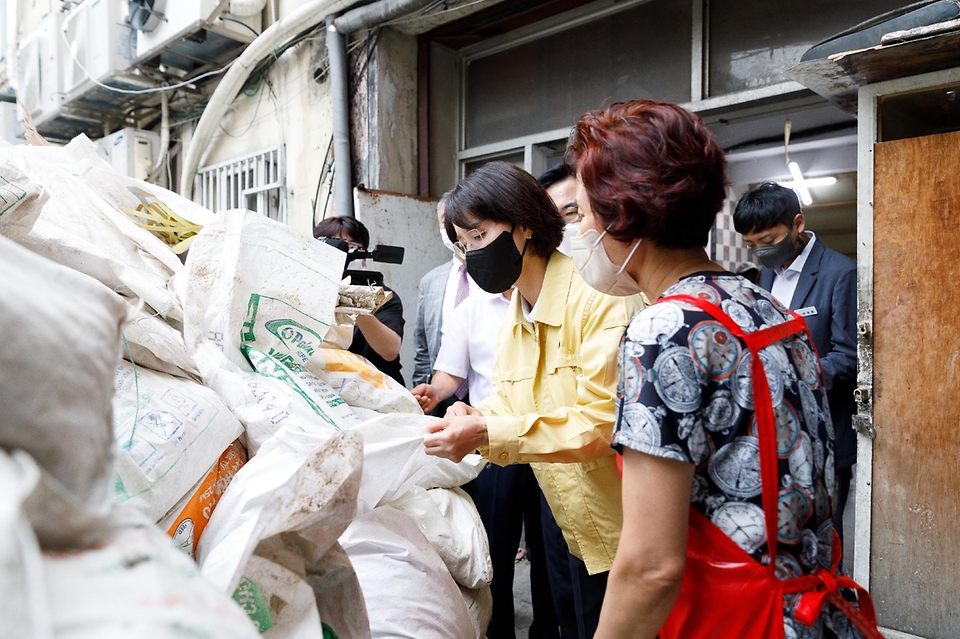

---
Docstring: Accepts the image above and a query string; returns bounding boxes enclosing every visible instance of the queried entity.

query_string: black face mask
[465,228,527,293]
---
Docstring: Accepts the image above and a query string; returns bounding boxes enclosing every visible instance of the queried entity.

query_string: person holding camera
[314,216,406,385]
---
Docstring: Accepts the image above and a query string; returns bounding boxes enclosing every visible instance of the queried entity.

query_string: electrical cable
[218,78,266,138]
[220,15,261,37]
[58,25,237,95]
[312,134,335,222]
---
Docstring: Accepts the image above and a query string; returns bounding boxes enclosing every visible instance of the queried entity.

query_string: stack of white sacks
[0,136,492,639]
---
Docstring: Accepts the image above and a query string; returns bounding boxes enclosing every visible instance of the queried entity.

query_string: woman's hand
[423,414,489,462]
[444,401,478,417]
[411,383,439,413]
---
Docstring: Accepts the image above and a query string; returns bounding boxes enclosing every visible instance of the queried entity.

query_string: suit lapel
[790,240,825,309]
[759,267,775,291]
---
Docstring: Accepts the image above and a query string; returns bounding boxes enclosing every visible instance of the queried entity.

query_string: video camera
[319,237,405,287]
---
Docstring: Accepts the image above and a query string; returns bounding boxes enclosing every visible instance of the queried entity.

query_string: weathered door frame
[855,65,960,639]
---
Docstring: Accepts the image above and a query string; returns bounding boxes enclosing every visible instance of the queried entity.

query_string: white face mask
[441,228,459,255]
[570,228,642,296]
[557,221,580,257]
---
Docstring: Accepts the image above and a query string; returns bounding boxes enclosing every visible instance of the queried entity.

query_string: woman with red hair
[567,100,881,639]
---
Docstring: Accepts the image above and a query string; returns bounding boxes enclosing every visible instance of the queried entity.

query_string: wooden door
[872,130,960,638]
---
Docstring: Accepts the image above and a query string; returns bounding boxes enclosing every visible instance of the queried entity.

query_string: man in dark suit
[734,183,858,544]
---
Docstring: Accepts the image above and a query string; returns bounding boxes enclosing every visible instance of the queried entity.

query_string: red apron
[647,293,883,639]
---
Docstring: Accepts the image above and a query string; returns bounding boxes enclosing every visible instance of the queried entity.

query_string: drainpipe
[324,0,438,217]
[325,18,354,218]
[180,0,439,206]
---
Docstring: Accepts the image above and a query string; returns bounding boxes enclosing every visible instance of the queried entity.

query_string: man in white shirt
[412,195,478,409]
[413,286,558,639]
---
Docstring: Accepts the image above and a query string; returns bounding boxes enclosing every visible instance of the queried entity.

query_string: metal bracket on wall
[854,319,876,439]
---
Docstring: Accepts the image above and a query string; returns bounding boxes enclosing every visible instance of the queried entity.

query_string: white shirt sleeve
[433,298,472,380]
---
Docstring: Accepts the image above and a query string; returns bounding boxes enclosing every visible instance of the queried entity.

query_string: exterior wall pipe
[323,0,439,216]
[332,0,439,34]
[179,0,354,200]
[151,90,170,174]
[180,0,441,205]
[229,0,269,18]
[326,18,355,218]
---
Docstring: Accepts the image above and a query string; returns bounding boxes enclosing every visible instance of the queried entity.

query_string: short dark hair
[313,216,370,249]
[733,183,801,235]
[444,161,564,258]
[567,100,727,249]
[537,163,574,190]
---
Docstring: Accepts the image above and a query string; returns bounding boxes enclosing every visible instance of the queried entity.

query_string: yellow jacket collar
[526,251,574,328]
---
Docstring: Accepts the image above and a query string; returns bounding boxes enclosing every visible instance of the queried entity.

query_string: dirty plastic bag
[340,506,477,639]
[0,235,127,531]
[12,141,183,323]
[112,360,245,523]
[198,429,364,595]
[236,555,321,637]
[0,450,53,639]
[122,308,200,380]
[460,584,493,639]
[244,534,370,639]
[349,415,485,516]
[43,507,261,639]
[180,209,344,372]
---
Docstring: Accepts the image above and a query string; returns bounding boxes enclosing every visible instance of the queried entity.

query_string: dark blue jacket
[759,239,858,468]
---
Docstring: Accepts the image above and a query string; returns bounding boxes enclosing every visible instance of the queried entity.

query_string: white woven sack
[340,507,476,639]
[42,509,261,639]
[0,152,47,241]
[0,235,127,529]
[11,142,183,322]
[112,360,244,523]
[0,450,53,639]
[387,486,492,590]
[198,429,364,596]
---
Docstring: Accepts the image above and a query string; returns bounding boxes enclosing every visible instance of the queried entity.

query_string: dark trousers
[833,465,854,544]
[464,464,558,639]
[539,492,608,639]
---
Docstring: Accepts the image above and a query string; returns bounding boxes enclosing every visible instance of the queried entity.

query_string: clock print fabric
[613,273,857,639]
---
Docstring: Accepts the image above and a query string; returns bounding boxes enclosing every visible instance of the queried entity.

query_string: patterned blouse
[612,273,862,639]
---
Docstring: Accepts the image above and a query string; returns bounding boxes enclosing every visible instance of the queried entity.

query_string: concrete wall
[428,41,458,197]
[355,188,446,387]
[197,37,335,236]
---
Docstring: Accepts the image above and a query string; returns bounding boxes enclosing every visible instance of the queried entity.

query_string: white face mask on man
[570,228,643,296]
[441,228,459,255]
[557,221,581,257]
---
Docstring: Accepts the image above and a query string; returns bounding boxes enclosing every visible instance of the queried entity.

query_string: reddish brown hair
[567,100,727,249]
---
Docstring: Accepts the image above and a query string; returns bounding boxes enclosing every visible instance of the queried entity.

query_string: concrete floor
[512,556,534,637]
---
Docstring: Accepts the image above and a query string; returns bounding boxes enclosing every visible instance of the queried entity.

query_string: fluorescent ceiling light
[787,161,813,206]
[778,176,837,189]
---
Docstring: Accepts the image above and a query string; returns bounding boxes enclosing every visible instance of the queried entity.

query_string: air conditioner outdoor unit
[15,11,64,126]
[61,0,136,102]
[134,0,261,71]
[0,103,28,146]
[95,127,161,180]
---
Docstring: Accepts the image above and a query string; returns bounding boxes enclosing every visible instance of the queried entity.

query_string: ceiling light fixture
[787,161,813,206]
[778,176,837,189]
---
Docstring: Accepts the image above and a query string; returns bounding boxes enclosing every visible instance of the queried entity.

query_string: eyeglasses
[560,204,582,224]
[331,235,364,251]
[453,227,489,258]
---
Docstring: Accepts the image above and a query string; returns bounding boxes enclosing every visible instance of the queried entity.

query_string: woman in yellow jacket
[424,161,644,638]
